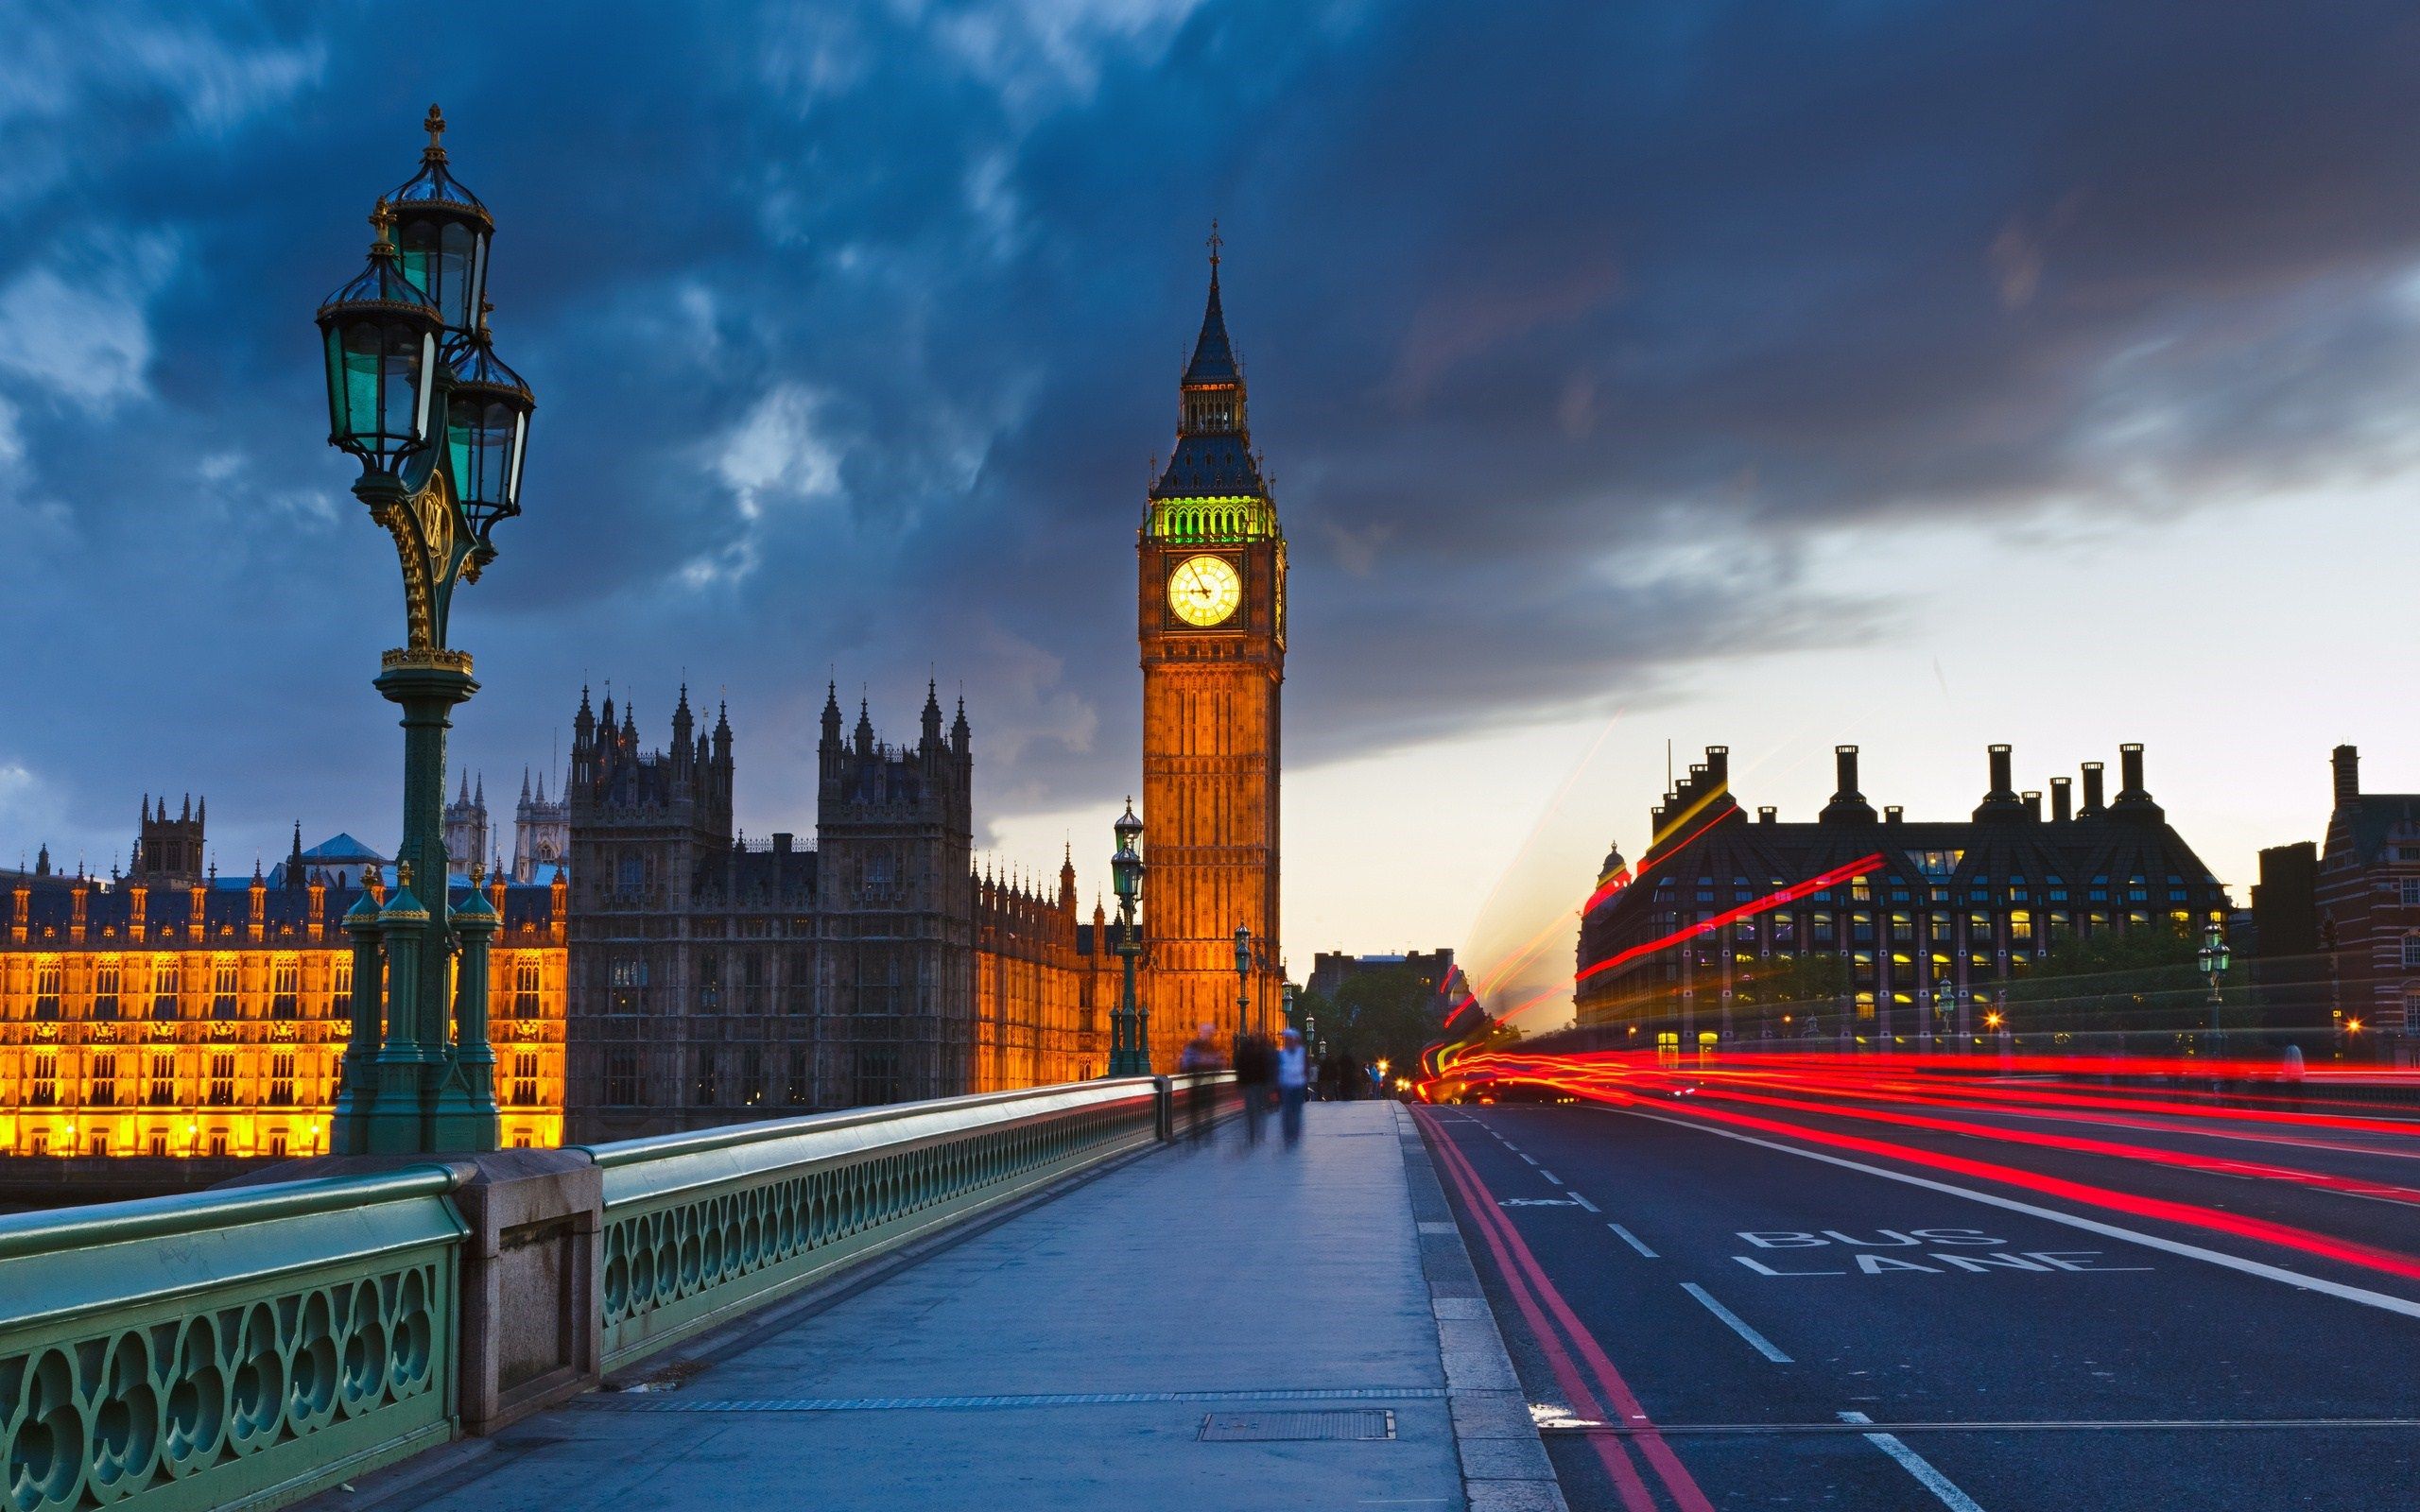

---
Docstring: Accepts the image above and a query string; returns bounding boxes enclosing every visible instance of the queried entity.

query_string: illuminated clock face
[1168,554,1242,627]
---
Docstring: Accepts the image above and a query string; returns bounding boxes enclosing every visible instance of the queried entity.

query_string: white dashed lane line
[1680,1282,1793,1364]
[1839,1411,1988,1511]
[1608,1224,1658,1259]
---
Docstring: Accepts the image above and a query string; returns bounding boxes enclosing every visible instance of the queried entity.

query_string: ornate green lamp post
[317,107,534,1156]
[1108,800,1150,1075]
[2197,923,2232,1050]
[1234,923,1253,1040]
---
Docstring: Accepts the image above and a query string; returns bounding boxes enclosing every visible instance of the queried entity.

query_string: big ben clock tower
[1139,235,1286,1068]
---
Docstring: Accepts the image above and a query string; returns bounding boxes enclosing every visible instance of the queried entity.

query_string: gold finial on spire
[424,104,447,157]
[396,860,413,888]
[1206,219,1222,274]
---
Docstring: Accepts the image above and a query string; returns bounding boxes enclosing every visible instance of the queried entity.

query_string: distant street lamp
[317,107,533,1157]
[1234,923,1253,1039]
[2197,923,2232,1047]
[1283,981,1300,1037]
[1108,799,1148,1075]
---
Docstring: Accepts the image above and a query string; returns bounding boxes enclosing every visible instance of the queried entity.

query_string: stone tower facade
[132,795,206,885]
[511,768,568,882]
[442,772,493,878]
[1136,246,1287,1066]
[563,682,1110,1141]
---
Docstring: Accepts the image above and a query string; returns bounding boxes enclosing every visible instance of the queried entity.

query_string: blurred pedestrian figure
[1179,1022,1225,1143]
[1277,1028,1309,1146]
[1234,1031,1275,1144]
[1320,1050,1353,1102]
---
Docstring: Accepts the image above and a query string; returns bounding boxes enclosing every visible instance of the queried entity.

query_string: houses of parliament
[0,250,1290,1159]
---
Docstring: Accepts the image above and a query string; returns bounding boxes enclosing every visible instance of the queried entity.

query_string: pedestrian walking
[1234,1031,1274,1145]
[1178,1022,1224,1143]
[1276,1028,1309,1146]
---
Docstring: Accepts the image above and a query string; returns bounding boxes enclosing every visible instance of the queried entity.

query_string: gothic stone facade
[0,861,566,1160]
[563,684,1115,1142]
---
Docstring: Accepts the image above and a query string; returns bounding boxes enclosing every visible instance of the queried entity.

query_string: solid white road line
[1838,1411,1987,1511]
[1609,1224,1659,1258]
[1681,1282,1792,1364]
[1613,1107,2420,1323]
[1567,1192,1601,1213]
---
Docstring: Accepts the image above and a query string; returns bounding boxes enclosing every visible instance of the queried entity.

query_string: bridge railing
[0,1168,465,1512]
[578,1076,1170,1370]
[0,1073,1236,1510]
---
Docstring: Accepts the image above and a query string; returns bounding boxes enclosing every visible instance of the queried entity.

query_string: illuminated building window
[2089,911,2110,933]
[26,1134,45,1158]
[1855,992,1876,1019]
[1970,952,1990,971]
[604,1049,641,1105]
[739,1060,765,1107]
[2010,911,2033,943]
[208,1053,235,1107]
[211,959,238,1020]
[2401,879,2420,907]
[512,1051,539,1107]
[2126,912,2150,929]
[87,1132,107,1157]
[1851,878,1873,902]
[147,1053,174,1107]
[268,1134,286,1159]
[333,957,353,1018]
[90,1054,116,1108]
[2401,937,2420,969]
[2404,986,2420,1032]
[150,959,181,1019]
[2169,910,2190,929]
[268,1053,295,1108]
[272,957,300,1020]
[1852,914,1874,945]
[1890,913,1912,944]
[1812,913,1835,946]
[94,959,120,1020]
[691,1051,719,1106]
[147,1133,166,1157]
[33,960,60,1021]
[207,1133,228,1158]
[29,1053,56,1106]
[514,957,542,1019]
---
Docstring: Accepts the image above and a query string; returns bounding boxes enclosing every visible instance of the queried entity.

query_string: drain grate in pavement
[1199,1409,1396,1442]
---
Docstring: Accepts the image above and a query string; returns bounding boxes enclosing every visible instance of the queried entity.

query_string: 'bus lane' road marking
[1839,1411,1987,1511]
[1680,1283,1791,1363]
[1616,1107,2420,1322]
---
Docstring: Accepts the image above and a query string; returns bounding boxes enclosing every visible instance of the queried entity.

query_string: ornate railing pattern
[579,1077,1171,1370]
[0,1169,462,1512]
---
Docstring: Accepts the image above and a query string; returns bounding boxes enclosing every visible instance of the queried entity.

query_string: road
[1418,1074,2420,1510]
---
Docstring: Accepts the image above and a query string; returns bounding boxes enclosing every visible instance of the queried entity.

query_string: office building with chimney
[1574,743,2233,1041]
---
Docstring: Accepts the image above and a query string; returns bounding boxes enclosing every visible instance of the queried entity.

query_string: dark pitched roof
[1184,274,1238,385]
[1151,433,1266,500]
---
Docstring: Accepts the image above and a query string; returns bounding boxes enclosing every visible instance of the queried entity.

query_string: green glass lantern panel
[397,218,488,335]
[324,318,431,471]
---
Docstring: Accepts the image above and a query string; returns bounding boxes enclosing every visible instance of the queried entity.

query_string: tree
[1998,921,2241,1036]
[1320,966,1448,1078]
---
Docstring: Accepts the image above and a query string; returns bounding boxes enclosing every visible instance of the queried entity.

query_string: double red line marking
[1417,1108,1714,1512]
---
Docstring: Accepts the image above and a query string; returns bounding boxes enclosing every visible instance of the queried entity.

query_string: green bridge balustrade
[0,1074,1235,1511]
[0,1170,463,1512]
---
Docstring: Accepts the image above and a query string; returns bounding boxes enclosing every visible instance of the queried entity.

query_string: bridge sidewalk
[331,1099,1558,1511]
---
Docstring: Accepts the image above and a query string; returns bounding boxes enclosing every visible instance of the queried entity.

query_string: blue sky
[5,2,2420,1017]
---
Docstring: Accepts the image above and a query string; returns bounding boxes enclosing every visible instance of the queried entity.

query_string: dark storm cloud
[3,0,2418,867]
